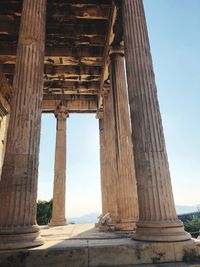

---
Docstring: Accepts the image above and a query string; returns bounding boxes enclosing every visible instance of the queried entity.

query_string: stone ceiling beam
[0,0,112,14]
[44,80,99,88]
[0,45,104,58]
[1,64,102,75]
[42,95,98,113]
[0,20,108,36]
[0,56,103,66]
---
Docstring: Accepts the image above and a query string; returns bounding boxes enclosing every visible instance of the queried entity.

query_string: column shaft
[122,0,190,241]
[99,117,108,215]
[102,92,118,223]
[0,0,46,249]
[110,50,138,230]
[49,106,68,226]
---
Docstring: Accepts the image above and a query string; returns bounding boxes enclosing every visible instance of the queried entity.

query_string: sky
[38,0,200,217]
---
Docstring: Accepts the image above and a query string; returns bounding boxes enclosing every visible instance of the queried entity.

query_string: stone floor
[40,223,132,240]
[1,224,200,267]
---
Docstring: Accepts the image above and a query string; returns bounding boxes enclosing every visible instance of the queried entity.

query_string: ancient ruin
[0,0,199,266]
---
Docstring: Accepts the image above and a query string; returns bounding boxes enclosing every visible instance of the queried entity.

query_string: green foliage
[184,218,200,238]
[37,199,52,225]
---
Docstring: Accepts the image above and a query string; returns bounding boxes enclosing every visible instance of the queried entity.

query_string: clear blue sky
[38,0,200,217]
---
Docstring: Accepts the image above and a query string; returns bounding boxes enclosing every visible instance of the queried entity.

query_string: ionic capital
[96,109,104,120]
[103,82,111,96]
[109,46,125,57]
[55,105,69,121]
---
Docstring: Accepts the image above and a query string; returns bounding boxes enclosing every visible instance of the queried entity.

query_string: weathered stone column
[122,0,190,241]
[97,110,108,216]
[49,105,68,226]
[101,89,118,224]
[0,0,46,249]
[109,47,138,230]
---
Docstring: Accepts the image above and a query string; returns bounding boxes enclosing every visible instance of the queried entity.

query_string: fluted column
[122,0,190,241]
[97,111,108,216]
[0,0,46,249]
[101,89,118,224]
[109,47,138,230]
[49,105,68,227]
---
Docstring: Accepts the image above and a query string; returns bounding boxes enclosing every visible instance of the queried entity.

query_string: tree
[184,218,200,238]
[37,199,52,225]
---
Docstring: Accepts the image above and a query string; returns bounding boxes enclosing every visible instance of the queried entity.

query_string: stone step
[1,225,200,267]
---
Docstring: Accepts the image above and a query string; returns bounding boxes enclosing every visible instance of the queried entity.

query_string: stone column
[97,110,108,216]
[122,0,190,241]
[101,88,118,224]
[0,0,46,249]
[49,105,68,226]
[109,47,138,230]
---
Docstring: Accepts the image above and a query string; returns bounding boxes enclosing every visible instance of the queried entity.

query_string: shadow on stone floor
[1,224,200,267]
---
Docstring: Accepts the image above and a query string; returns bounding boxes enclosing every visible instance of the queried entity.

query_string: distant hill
[176,205,199,215]
[67,205,200,224]
[68,212,100,224]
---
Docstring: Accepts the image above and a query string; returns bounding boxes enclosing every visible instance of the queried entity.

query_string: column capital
[55,105,69,121]
[96,109,104,120]
[109,46,125,57]
[103,82,111,96]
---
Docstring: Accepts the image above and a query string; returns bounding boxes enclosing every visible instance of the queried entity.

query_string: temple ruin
[0,0,199,266]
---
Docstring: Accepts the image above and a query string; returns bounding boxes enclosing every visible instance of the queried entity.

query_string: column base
[98,221,136,232]
[133,220,191,242]
[98,224,116,232]
[115,221,136,231]
[49,218,67,227]
[0,229,44,250]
